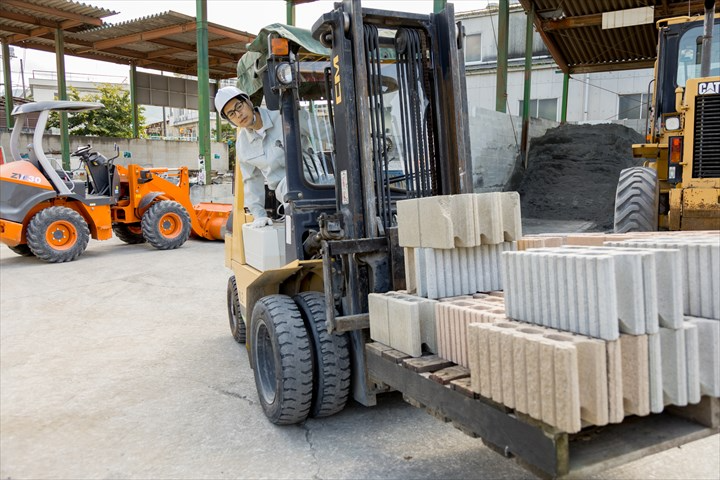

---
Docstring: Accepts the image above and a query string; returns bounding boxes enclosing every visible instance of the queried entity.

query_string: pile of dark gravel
[516,123,645,231]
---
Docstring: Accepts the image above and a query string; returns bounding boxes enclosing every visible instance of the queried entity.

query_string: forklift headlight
[276,63,293,85]
[665,116,681,131]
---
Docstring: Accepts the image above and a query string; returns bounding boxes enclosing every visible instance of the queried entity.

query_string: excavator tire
[227,276,246,344]
[141,200,191,250]
[294,292,351,418]
[614,167,659,233]
[26,206,90,263]
[251,295,313,425]
[9,244,34,257]
[113,223,145,244]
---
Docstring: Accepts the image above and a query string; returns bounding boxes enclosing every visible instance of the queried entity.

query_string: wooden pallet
[365,343,719,479]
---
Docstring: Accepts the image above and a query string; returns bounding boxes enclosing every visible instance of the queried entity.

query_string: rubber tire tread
[9,244,34,257]
[141,200,191,250]
[294,292,351,418]
[613,166,659,233]
[251,295,313,425]
[227,276,246,344]
[113,223,145,244]
[26,206,90,263]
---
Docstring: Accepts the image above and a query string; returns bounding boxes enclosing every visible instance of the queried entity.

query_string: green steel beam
[520,2,534,167]
[130,63,139,138]
[55,29,70,170]
[2,41,13,129]
[495,0,509,113]
[286,0,296,25]
[214,81,221,142]
[196,0,211,180]
[561,72,570,123]
[433,0,447,13]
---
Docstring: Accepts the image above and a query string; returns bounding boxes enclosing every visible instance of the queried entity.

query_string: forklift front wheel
[26,206,90,263]
[227,276,246,344]
[251,295,313,425]
[141,201,191,250]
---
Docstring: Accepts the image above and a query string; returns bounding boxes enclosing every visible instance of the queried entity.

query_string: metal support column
[286,0,296,25]
[495,0,509,113]
[560,72,569,123]
[196,0,211,179]
[520,3,534,168]
[130,63,139,138]
[214,80,221,142]
[55,29,70,170]
[433,0,447,13]
[2,41,13,130]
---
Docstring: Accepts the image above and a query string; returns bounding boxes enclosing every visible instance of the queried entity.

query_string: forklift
[225,0,471,424]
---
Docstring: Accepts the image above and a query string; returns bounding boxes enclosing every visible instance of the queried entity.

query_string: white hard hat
[215,86,249,120]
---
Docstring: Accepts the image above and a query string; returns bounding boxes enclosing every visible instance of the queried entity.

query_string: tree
[47,83,145,138]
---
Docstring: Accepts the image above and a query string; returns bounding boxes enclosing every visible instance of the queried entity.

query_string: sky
[5,0,490,85]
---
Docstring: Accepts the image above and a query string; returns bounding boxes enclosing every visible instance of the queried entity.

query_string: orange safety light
[271,38,289,56]
[669,136,683,164]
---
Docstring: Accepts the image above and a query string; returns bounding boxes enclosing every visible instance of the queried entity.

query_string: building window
[618,93,649,120]
[465,33,482,64]
[518,98,558,121]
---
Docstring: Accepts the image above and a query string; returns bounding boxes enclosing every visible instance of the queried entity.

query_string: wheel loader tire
[613,167,659,233]
[9,244,34,257]
[294,291,351,418]
[141,201,191,250]
[113,223,145,244]
[251,295,313,425]
[227,276,246,344]
[26,206,90,263]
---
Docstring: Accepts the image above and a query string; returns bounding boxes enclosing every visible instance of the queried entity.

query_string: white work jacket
[236,107,285,219]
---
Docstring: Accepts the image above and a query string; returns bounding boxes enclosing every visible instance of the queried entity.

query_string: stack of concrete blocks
[434,293,506,367]
[397,192,522,299]
[606,235,720,400]
[368,291,438,357]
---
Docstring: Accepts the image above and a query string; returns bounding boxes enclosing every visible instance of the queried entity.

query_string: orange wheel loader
[0,101,231,263]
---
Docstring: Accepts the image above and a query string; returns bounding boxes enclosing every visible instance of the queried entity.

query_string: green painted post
[2,41,13,130]
[55,29,70,170]
[496,0,509,113]
[130,63,139,138]
[286,0,295,25]
[561,72,569,123]
[196,0,211,180]
[214,82,221,142]
[433,0,447,13]
[520,3,534,167]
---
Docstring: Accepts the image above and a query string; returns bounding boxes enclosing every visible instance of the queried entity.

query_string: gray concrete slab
[1,238,718,479]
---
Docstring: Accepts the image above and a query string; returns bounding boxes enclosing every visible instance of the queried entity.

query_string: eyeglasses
[225,101,247,120]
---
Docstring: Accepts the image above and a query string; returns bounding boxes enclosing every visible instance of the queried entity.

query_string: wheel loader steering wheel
[71,145,91,157]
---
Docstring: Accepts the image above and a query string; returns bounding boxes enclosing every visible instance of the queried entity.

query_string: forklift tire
[227,276,246,344]
[251,295,313,425]
[294,292,351,418]
[26,206,90,263]
[113,223,145,244]
[141,201,191,250]
[9,244,34,257]
[613,167,659,233]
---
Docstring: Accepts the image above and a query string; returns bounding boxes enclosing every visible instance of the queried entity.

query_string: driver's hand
[250,217,273,228]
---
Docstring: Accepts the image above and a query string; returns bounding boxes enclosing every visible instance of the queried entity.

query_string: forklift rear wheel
[614,167,659,233]
[294,292,351,418]
[26,206,90,263]
[227,276,246,344]
[113,223,145,244]
[141,201,191,250]
[251,295,313,425]
[9,244,34,257]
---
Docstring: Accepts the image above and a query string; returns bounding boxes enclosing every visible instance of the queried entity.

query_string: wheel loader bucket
[193,203,232,240]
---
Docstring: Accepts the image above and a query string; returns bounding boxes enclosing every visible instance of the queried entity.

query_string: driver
[215,86,286,228]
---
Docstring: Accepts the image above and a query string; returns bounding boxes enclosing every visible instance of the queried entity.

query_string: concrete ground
[1,237,718,479]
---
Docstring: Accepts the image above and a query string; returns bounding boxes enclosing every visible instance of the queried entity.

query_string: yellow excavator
[614,0,720,232]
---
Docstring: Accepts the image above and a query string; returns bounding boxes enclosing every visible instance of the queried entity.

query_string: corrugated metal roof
[518,0,709,73]
[0,2,255,79]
